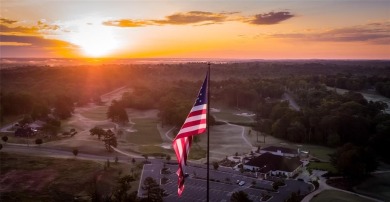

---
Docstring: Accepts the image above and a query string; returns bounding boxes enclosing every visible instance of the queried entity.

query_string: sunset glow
[69,24,119,57]
[0,0,389,59]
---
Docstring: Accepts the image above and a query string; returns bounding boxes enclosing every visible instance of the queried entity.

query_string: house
[260,146,298,157]
[244,152,303,178]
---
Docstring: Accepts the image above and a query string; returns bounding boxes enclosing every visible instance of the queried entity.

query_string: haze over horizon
[1,0,389,59]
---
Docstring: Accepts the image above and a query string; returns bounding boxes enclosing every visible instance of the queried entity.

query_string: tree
[132,158,136,164]
[230,191,252,202]
[35,138,43,146]
[54,95,74,119]
[143,154,149,162]
[285,192,300,202]
[89,126,105,140]
[213,161,219,170]
[330,143,378,178]
[70,128,77,137]
[107,100,129,123]
[113,175,136,202]
[141,177,166,202]
[2,136,8,143]
[103,131,117,152]
[165,155,171,162]
[73,148,79,157]
[31,103,50,120]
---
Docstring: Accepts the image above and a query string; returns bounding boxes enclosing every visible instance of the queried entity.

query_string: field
[0,152,130,202]
[80,106,109,121]
[307,162,338,174]
[126,118,162,145]
[354,172,390,201]
[300,144,335,162]
[310,190,376,202]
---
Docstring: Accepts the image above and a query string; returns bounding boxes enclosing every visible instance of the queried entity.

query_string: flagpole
[206,62,210,202]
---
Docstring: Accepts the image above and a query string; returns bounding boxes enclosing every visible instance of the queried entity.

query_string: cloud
[248,12,295,25]
[0,18,18,24]
[103,11,235,27]
[103,10,294,28]
[0,41,31,46]
[103,19,151,27]
[271,21,390,44]
[0,18,62,36]
[0,24,38,35]
[0,34,78,57]
[152,11,228,25]
[37,20,60,30]
[0,34,76,48]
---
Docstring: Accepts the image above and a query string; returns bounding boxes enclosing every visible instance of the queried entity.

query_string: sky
[0,0,389,59]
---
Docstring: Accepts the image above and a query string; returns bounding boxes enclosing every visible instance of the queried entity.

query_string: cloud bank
[102,10,294,27]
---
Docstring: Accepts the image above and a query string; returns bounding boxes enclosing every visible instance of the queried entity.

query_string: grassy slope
[354,173,390,201]
[0,152,129,202]
[310,190,376,202]
[80,106,109,121]
[127,118,162,145]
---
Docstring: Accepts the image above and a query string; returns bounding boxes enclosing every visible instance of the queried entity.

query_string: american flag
[173,72,208,196]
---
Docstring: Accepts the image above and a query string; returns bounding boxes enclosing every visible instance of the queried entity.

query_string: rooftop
[245,152,302,172]
[261,146,298,154]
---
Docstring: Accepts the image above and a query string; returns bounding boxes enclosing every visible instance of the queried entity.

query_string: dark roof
[261,146,297,154]
[245,152,302,172]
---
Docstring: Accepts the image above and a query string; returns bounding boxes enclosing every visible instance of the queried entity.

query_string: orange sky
[0,0,389,59]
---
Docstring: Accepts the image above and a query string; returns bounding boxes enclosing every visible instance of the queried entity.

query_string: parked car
[239,181,245,186]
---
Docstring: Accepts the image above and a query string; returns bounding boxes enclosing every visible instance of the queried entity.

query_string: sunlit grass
[138,145,173,156]
[301,144,335,162]
[80,106,108,121]
[212,111,253,123]
[127,118,162,145]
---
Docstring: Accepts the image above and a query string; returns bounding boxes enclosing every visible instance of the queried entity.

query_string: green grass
[302,144,336,162]
[307,162,338,174]
[0,115,22,128]
[0,152,129,202]
[80,106,108,121]
[127,118,162,145]
[311,190,376,202]
[354,173,390,201]
[212,111,253,123]
[188,146,206,160]
[138,145,173,156]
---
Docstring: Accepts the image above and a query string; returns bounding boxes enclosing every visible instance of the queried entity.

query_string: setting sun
[70,24,119,57]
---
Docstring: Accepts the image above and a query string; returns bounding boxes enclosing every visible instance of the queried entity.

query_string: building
[244,152,303,178]
[259,146,298,157]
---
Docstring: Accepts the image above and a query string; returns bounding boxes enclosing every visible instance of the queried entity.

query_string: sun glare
[71,24,119,57]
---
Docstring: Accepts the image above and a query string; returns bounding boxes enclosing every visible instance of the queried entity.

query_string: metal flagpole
[206,62,210,202]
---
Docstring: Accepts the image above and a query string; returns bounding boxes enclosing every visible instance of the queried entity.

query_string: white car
[238,181,245,186]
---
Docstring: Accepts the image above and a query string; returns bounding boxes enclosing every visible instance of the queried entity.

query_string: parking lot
[138,160,313,202]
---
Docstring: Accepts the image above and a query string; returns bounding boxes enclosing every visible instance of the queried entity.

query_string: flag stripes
[173,72,208,196]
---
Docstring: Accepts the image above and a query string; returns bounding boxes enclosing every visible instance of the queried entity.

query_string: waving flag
[173,72,208,196]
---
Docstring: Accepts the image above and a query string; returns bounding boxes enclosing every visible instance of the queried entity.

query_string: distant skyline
[1,0,389,59]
